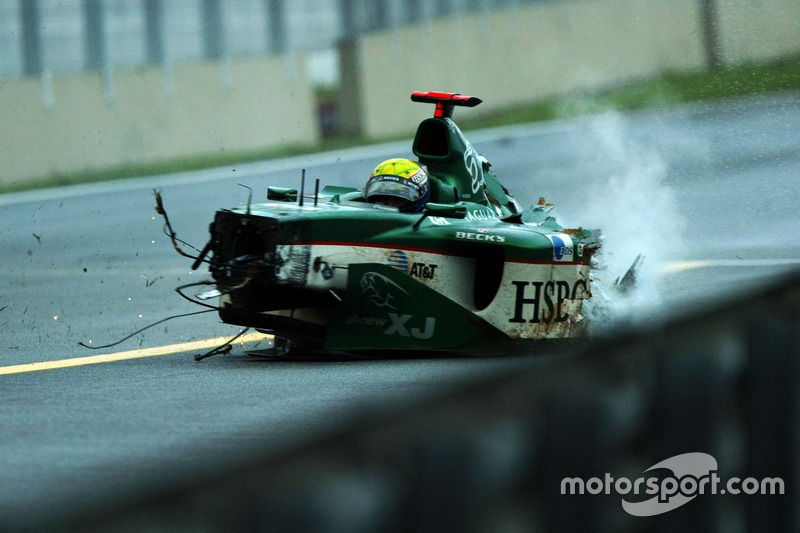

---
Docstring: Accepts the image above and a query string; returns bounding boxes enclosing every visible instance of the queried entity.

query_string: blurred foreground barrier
[69,271,799,532]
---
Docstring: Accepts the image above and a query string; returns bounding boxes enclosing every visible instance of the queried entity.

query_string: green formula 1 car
[169,91,601,356]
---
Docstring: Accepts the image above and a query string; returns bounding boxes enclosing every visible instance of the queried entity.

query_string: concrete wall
[344,0,705,139]
[343,0,800,139]
[4,0,799,189]
[717,0,800,64]
[0,54,317,188]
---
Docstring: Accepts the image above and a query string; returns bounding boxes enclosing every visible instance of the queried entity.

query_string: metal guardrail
[58,270,800,531]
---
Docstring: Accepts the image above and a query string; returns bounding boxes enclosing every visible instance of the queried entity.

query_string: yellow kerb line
[0,331,269,376]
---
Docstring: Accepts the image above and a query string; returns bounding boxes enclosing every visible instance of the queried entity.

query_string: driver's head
[365,159,430,212]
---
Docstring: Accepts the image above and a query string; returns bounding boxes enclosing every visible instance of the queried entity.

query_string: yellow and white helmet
[365,158,430,212]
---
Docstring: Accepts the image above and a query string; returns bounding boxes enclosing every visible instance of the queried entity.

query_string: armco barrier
[45,269,799,532]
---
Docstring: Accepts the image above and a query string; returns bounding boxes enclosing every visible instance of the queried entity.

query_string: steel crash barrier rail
[63,270,799,532]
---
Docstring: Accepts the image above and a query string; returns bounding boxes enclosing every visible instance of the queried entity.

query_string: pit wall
[0,55,316,188]
[341,0,800,139]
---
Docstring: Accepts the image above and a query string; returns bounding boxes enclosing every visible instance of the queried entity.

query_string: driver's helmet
[365,158,430,212]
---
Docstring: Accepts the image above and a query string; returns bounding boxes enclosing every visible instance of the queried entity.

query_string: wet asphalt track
[1,92,799,528]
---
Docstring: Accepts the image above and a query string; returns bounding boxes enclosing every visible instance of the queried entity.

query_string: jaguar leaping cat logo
[360,272,408,309]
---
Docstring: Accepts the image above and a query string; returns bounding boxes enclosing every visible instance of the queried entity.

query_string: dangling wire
[153,189,207,262]
[78,309,216,350]
[175,281,225,310]
[195,328,252,361]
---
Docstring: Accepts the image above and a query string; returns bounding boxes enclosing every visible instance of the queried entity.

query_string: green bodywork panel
[413,117,517,216]
[325,263,505,351]
[229,200,565,263]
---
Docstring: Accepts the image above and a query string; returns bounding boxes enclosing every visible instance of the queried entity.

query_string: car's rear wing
[411,91,482,119]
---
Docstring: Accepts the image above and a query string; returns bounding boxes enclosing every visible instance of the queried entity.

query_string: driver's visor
[365,175,422,202]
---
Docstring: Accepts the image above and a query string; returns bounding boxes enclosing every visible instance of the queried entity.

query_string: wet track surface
[1,93,799,527]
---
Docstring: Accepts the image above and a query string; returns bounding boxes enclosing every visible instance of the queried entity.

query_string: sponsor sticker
[455,231,506,243]
[428,216,451,226]
[387,250,409,272]
[547,233,575,262]
[509,279,589,323]
[360,272,408,309]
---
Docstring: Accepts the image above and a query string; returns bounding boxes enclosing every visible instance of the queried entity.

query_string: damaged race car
[161,91,601,356]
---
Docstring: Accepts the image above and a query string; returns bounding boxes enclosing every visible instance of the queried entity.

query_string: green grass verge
[461,56,800,129]
[3,56,798,195]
